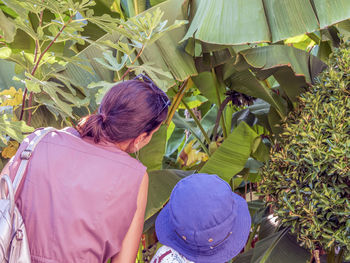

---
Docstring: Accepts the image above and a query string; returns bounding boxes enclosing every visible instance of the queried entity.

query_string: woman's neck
[113,141,131,152]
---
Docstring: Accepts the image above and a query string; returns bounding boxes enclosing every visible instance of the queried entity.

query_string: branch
[21,17,73,123]
[19,89,28,120]
[120,45,145,80]
[31,18,71,76]
[182,99,211,146]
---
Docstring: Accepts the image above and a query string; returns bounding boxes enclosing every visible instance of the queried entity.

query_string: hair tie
[99,113,107,123]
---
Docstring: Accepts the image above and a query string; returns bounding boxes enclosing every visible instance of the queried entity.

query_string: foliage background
[0,0,350,262]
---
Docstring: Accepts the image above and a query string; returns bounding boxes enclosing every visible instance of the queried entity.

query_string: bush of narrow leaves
[261,41,350,256]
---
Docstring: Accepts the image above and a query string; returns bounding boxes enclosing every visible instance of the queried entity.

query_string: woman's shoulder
[57,128,146,169]
[19,127,146,174]
[150,245,194,263]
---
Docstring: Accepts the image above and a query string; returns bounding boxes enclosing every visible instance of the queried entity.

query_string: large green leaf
[150,0,167,6]
[236,230,311,263]
[313,0,350,29]
[200,121,260,182]
[263,0,318,43]
[165,126,185,157]
[172,111,209,154]
[239,45,326,84]
[226,69,288,118]
[182,0,350,45]
[182,0,270,45]
[191,71,225,106]
[138,124,167,171]
[139,0,197,83]
[235,45,327,103]
[145,169,192,220]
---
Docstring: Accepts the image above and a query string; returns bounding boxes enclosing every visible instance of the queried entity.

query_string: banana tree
[57,0,345,223]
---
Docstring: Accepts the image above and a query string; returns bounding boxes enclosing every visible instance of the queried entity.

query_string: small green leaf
[0,114,34,142]
[0,47,12,59]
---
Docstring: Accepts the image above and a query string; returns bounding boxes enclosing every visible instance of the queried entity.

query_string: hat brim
[155,194,251,263]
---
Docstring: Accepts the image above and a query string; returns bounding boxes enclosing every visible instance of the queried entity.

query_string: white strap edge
[12,127,56,194]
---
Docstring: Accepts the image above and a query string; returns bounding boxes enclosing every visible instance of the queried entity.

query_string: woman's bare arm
[111,172,149,263]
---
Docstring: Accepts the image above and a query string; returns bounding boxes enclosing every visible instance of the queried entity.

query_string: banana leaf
[138,124,167,171]
[200,121,261,182]
[165,127,185,157]
[191,71,226,106]
[172,111,209,154]
[225,68,288,118]
[238,45,326,84]
[182,0,350,45]
[139,0,197,84]
[244,230,310,263]
[312,0,350,29]
[145,169,193,221]
[223,45,327,109]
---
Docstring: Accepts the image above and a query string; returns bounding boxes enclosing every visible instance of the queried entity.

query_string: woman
[4,75,170,263]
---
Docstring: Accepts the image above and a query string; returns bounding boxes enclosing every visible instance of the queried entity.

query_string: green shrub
[260,41,350,255]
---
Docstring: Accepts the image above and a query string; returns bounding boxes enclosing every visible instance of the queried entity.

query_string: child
[151,173,251,263]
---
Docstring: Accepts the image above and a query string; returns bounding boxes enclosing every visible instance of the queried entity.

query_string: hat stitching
[209,231,232,249]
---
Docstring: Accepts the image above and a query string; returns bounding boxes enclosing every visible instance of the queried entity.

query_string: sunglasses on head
[133,74,171,117]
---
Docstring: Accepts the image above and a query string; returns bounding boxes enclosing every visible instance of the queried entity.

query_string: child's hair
[77,78,169,143]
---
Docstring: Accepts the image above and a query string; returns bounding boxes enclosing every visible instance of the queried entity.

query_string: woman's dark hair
[77,75,170,143]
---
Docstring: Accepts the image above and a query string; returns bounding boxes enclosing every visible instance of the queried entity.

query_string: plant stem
[182,100,211,146]
[314,250,321,263]
[244,224,258,251]
[309,252,314,263]
[212,69,227,138]
[166,79,189,126]
[19,89,28,120]
[27,92,34,125]
[327,246,336,263]
[33,40,39,64]
[335,248,345,263]
[32,19,71,76]
[21,17,73,123]
[212,96,231,140]
[250,182,253,201]
[120,45,145,80]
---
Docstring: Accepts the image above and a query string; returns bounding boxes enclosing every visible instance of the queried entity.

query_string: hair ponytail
[76,78,170,144]
[77,114,105,143]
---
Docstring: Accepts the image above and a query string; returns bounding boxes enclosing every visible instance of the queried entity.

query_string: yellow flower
[1,141,19,159]
[178,140,208,167]
[0,87,23,107]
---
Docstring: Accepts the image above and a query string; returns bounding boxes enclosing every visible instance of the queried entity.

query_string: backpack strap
[13,127,56,194]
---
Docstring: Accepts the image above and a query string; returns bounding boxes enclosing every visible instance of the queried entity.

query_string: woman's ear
[135,132,147,145]
[129,132,148,153]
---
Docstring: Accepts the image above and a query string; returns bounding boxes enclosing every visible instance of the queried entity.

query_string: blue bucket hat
[155,173,251,263]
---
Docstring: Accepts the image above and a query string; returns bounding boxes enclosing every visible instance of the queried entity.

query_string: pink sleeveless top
[9,128,146,263]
